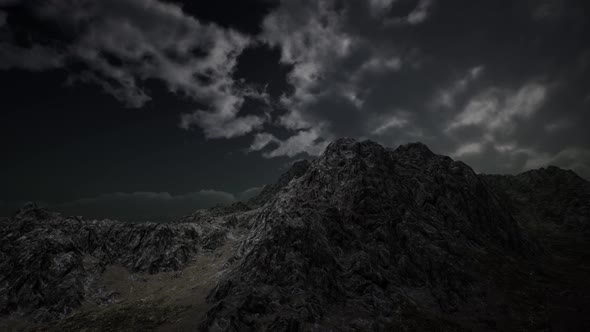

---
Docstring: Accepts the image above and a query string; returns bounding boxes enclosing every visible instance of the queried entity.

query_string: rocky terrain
[1,138,589,331]
[482,167,590,234]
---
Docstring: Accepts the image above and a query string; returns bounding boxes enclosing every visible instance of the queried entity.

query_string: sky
[1,0,589,220]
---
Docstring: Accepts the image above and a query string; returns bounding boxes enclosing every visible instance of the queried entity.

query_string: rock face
[482,167,590,234]
[200,139,539,331]
[248,159,311,207]
[0,202,249,322]
[1,138,589,331]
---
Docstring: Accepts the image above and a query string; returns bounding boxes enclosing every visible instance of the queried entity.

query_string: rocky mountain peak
[2,138,589,331]
[393,141,435,158]
[483,164,590,234]
[13,202,60,222]
[247,159,311,207]
[202,138,536,330]
[322,138,387,158]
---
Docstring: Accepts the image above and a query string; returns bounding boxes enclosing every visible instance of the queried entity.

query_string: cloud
[249,0,588,177]
[0,0,261,138]
[258,129,329,158]
[522,147,590,179]
[258,0,424,147]
[0,44,64,71]
[236,186,264,201]
[248,132,279,151]
[452,142,484,158]
[371,113,409,135]
[406,0,435,24]
[180,110,265,139]
[447,82,547,134]
[431,65,484,109]
[53,188,262,221]
[0,186,266,220]
[2,0,589,181]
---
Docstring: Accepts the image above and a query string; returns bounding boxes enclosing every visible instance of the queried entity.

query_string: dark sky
[1,0,589,220]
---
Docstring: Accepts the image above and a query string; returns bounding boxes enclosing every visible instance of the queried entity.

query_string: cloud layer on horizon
[0,187,262,221]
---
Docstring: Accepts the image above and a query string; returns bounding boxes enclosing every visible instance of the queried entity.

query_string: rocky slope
[248,159,311,207]
[0,202,253,323]
[1,138,589,331]
[200,139,542,331]
[482,167,590,234]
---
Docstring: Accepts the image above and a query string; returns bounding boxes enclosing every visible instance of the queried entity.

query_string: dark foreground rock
[0,202,252,323]
[482,167,590,234]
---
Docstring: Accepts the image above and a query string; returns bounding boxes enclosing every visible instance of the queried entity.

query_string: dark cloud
[1,0,589,220]
[247,0,590,179]
[0,188,262,221]
[0,0,267,138]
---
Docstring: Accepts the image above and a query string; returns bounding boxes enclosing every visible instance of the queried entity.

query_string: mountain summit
[201,138,538,330]
[1,139,589,331]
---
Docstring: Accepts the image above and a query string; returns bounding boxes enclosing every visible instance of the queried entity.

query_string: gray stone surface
[2,139,589,331]
[200,139,540,331]
[0,202,249,322]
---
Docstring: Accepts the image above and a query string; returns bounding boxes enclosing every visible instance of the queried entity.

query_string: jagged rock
[483,166,590,234]
[0,202,251,322]
[200,139,538,331]
[2,138,589,331]
[248,159,311,207]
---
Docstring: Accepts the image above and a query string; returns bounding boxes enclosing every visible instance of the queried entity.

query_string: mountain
[1,138,589,331]
[482,167,590,234]
[200,139,540,331]
[248,159,311,207]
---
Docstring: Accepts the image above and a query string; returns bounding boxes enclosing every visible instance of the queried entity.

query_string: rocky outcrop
[0,202,251,322]
[483,166,590,234]
[201,139,539,331]
[2,139,589,331]
[248,160,311,207]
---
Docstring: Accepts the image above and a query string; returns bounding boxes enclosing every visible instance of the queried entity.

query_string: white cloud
[249,132,279,151]
[262,0,356,132]
[262,129,329,158]
[180,110,265,139]
[369,0,396,14]
[383,0,435,25]
[523,147,590,173]
[432,65,484,108]
[371,114,409,135]
[236,186,264,201]
[260,0,413,147]
[448,82,547,133]
[407,0,434,24]
[1,0,262,138]
[493,143,518,153]
[452,142,484,157]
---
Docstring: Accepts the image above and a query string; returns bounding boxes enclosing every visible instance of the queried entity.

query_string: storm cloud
[0,188,262,222]
[0,0,266,138]
[249,0,590,178]
[1,0,589,216]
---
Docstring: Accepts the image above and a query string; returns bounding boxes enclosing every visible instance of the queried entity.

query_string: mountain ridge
[1,138,589,331]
